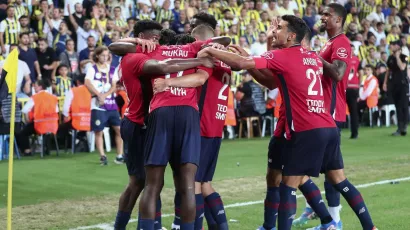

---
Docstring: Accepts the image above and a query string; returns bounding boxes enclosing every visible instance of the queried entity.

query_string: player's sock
[195,194,204,230]
[334,179,374,230]
[263,186,279,229]
[173,192,182,227]
[278,183,297,230]
[154,198,162,229]
[204,192,228,230]
[325,180,341,223]
[138,219,154,230]
[305,199,311,208]
[299,179,333,225]
[180,222,194,230]
[204,202,218,230]
[114,211,131,230]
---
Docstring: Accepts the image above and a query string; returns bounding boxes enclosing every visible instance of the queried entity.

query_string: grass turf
[0,127,409,229]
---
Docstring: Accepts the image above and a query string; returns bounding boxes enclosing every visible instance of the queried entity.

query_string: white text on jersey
[302,58,318,66]
[306,99,326,113]
[162,50,188,57]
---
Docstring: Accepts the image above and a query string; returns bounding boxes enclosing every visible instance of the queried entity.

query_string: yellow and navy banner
[0,49,18,100]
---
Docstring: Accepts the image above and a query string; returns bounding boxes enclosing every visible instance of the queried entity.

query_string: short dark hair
[176,34,196,45]
[35,79,49,89]
[19,32,29,39]
[191,24,215,40]
[365,64,373,69]
[6,5,14,11]
[222,9,231,14]
[328,3,347,26]
[58,64,69,72]
[159,29,176,45]
[38,37,47,43]
[133,20,162,38]
[127,17,137,23]
[192,12,218,29]
[87,35,95,40]
[281,15,307,43]
[114,6,121,11]
[75,74,86,85]
[66,39,74,45]
[19,15,28,20]
[304,27,312,43]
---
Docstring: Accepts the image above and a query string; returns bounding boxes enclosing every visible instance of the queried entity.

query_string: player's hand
[197,47,210,58]
[199,57,215,68]
[383,83,387,92]
[394,50,401,58]
[97,93,106,105]
[135,38,156,53]
[209,43,226,50]
[153,78,169,94]
[267,16,279,39]
[228,44,250,57]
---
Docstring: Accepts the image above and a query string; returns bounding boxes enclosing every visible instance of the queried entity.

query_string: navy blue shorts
[282,128,339,177]
[121,117,146,178]
[268,135,287,170]
[195,137,222,182]
[91,110,121,132]
[144,106,201,167]
[323,121,345,172]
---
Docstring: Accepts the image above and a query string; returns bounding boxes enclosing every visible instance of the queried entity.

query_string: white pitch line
[70,176,410,230]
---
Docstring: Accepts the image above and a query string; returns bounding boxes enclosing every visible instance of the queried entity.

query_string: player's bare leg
[258,168,281,230]
[326,170,376,230]
[202,182,228,230]
[112,126,124,164]
[95,131,107,165]
[115,176,144,230]
[138,166,165,229]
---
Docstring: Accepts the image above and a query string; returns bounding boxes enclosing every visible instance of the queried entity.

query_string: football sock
[204,202,218,230]
[154,198,162,229]
[114,211,130,230]
[205,192,228,230]
[334,179,374,230]
[180,222,194,230]
[263,186,280,229]
[278,183,297,230]
[173,192,182,226]
[194,194,204,230]
[305,199,311,209]
[300,179,333,225]
[138,219,154,230]
[325,180,341,223]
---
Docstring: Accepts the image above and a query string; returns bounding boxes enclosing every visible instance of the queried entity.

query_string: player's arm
[142,57,214,75]
[319,57,347,82]
[153,69,210,93]
[108,38,157,56]
[198,47,256,70]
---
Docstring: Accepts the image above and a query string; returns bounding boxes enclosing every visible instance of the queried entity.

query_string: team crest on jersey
[261,52,274,60]
[95,119,101,126]
[95,73,102,79]
[336,47,348,58]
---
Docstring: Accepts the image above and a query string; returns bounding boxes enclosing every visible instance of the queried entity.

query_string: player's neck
[327,28,343,40]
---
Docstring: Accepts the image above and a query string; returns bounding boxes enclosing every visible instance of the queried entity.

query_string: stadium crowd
[0,1,409,155]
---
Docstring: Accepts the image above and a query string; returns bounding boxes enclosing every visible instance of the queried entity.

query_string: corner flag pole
[7,91,16,230]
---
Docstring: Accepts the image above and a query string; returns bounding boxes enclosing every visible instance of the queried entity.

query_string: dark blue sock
[114,211,131,230]
[204,202,218,230]
[138,219,154,230]
[194,194,204,230]
[263,186,279,229]
[180,222,194,230]
[154,198,162,229]
[334,179,374,230]
[324,180,340,207]
[300,179,333,224]
[204,192,228,229]
[173,192,182,226]
[278,183,297,230]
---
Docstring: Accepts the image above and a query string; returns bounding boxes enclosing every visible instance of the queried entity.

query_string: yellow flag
[3,49,19,94]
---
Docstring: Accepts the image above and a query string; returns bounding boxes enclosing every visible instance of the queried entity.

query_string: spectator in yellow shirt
[266,0,280,19]
[226,0,241,17]
[278,0,295,15]
[386,25,400,44]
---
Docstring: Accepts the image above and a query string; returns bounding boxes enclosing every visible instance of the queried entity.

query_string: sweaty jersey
[319,34,351,122]
[253,45,335,139]
[148,40,212,112]
[198,61,232,138]
[119,52,153,125]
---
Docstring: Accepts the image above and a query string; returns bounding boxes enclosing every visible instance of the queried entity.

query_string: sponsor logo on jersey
[336,47,348,58]
[261,51,274,60]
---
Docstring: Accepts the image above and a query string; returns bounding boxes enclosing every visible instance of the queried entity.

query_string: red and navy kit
[197,60,232,138]
[148,40,213,112]
[347,55,360,89]
[320,33,352,122]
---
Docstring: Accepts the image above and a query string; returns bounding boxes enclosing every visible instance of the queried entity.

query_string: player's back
[198,61,232,138]
[119,53,153,125]
[263,46,336,136]
[319,34,351,122]
[149,41,210,112]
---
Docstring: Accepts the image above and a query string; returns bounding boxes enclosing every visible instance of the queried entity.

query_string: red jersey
[319,34,351,122]
[197,61,232,138]
[119,53,153,125]
[148,40,212,112]
[347,55,360,89]
[253,46,335,139]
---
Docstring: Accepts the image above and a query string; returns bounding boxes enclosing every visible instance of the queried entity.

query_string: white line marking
[70,176,410,230]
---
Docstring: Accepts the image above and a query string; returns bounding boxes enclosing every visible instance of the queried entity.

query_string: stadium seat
[239,116,261,138]
[37,134,59,158]
[87,127,111,153]
[369,107,380,127]
[0,134,21,160]
[381,104,397,127]
[261,115,276,137]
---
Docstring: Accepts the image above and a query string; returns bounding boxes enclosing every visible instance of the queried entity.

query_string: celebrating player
[111,20,215,230]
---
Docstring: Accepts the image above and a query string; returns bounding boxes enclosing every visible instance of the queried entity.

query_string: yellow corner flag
[0,48,19,230]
